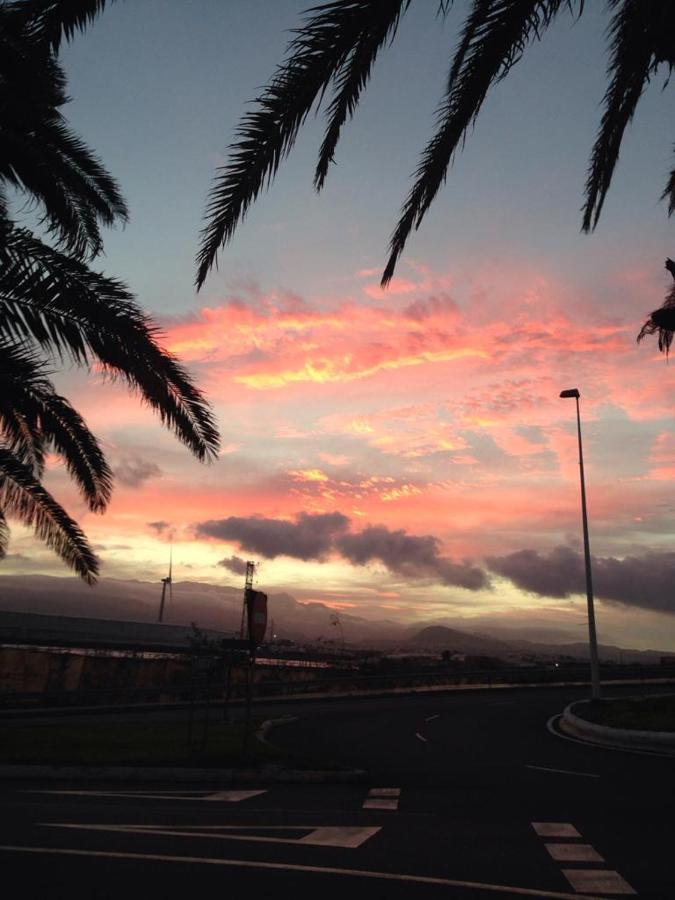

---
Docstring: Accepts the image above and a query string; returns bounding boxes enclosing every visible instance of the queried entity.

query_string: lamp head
[559,388,580,399]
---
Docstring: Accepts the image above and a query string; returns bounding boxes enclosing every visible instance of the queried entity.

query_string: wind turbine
[158,547,172,623]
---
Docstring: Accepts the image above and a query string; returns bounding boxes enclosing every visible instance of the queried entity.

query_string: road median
[560,693,675,755]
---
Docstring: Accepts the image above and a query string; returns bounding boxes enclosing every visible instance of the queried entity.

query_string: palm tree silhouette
[0,2,219,580]
[195,0,675,292]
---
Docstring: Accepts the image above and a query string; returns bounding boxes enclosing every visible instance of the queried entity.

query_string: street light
[559,388,601,700]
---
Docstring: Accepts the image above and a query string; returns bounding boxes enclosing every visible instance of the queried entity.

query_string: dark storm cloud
[196,512,350,560]
[488,546,675,614]
[217,555,249,575]
[337,525,488,590]
[116,457,162,488]
[487,546,584,598]
[196,512,487,591]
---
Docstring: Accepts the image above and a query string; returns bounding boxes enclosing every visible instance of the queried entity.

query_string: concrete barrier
[561,697,675,755]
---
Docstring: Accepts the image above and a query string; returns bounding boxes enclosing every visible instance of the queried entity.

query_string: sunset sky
[6,1,675,650]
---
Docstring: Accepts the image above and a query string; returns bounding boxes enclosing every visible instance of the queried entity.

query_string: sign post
[243,588,267,753]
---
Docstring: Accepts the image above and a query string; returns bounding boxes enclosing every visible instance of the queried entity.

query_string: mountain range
[0,574,670,664]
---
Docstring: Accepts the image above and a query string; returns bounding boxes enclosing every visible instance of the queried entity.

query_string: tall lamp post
[560,388,601,700]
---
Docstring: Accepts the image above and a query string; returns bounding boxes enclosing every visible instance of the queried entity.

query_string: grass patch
[574,694,675,732]
[0,716,322,768]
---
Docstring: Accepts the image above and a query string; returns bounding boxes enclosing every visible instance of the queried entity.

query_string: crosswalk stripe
[545,843,604,863]
[561,869,636,895]
[363,788,400,810]
[531,822,581,838]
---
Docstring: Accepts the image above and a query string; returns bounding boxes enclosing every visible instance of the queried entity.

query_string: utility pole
[560,388,601,700]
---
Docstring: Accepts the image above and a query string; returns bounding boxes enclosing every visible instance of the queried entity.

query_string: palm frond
[660,145,675,216]
[0,7,126,259]
[10,0,113,49]
[0,228,220,461]
[0,341,113,511]
[0,510,8,559]
[581,0,654,231]
[314,2,410,191]
[0,342,48,475]
[382,0,579,285]
[637,257,675,355]
[0,447,99,582]
[196,0,412,289]
[1,115,128,259]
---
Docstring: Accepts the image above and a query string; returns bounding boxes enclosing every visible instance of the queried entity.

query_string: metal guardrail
[1,663,674,711]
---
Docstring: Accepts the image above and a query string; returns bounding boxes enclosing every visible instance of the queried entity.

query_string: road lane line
[545,844,604,863]
[531,823,581,838]
[526,765,600,779]
[415,732,428,742]
[425,715,440,722]
[0,845,607,899]
[562,869,636,895]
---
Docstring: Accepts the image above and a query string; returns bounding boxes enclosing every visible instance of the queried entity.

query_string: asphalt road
[0,684,673,899]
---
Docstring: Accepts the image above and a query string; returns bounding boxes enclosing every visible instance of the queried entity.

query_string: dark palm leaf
[581,0,656,232]
[196,0,413,289]
[14,0,114,49]
[382,0,579,285]
[12,118,126,252]
[637,257,675,355]
[0,510,8,558]
[0,447,99,582]
[0,5,127,259]
[661,149,675,216]
[0,342,47,475]
[0,341,113,511]
[0,229,220,461]
[314,1,411,191]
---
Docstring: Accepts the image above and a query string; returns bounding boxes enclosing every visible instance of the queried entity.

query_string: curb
[560,697,675,756]
[0,763,366,783]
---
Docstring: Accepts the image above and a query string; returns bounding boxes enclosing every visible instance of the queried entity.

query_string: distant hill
[0,574,404,644]
[0,575,671,661]
[407,625,512,656]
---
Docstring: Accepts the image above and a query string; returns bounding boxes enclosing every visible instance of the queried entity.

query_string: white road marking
[203,791,266,802]
[561,868,636,895]
[415,732,428,742]
[545,843,604,863]
[531,823,581,838]
[526,765,600,779]
[41,822,380,849]
[425,715,440,722]
[25,789,265,803]
[0,845,608,898]
[362,798,398,810]
[363,787,399,810]
[299,827,380,848]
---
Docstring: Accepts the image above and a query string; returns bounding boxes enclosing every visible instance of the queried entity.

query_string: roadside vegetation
[0,717,282,767]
